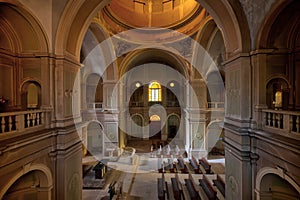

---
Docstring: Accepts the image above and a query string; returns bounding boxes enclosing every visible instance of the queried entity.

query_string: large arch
[255,167,300,200]
[55,0,110,59]
[196,0,250,56]
[0,163,53,200]
[119,49,189,79]
[256,0,297,49]
[86,120,104,157]
[256,0,300,109]
[0,2,49,53]
[56,0,249,60]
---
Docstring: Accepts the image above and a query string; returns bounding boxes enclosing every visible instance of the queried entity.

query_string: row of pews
[157,173,225,200]
[159,157,213,174]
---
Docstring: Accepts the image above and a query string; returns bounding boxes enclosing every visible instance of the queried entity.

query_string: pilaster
[223,54,253,200]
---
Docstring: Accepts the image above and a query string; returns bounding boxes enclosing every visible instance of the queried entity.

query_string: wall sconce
[64,89,73,97]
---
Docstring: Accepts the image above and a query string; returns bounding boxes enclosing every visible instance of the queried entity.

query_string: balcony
[0,109,51,135]
[262,109,300,136]
[87,102,103,110]
[130,101,144,107]
[207,102,225,109]
[167,101,179,107]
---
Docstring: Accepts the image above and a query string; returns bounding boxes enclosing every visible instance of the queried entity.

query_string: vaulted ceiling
[101,0,208,36]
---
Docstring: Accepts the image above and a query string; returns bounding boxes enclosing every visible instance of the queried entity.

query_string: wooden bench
[171,178,181,200]
[175,173,183,194]
[184,179,200,200]
[199,158,212,174]
[189,157,200,174]
[188,173,199,193]
[199,175,217,200]
[158,173,167,200]
[213,174,225,197]
[177,158,188,173]
[157,178,165,200]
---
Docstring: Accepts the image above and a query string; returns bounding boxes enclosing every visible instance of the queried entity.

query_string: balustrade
[87,102,103,110]
[263,109,300,135]
[0,110,49,135]
[207,102,225,109]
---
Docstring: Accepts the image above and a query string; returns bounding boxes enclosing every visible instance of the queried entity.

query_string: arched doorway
[87,121,103,157]
[207,120,224,155]
[130,114,144,140]
[266,78,289,110]
[149,115,161,139]
[256,168,300,200]
[167,114,180,139]
[21,81,41,110]
[86,74,103,109]
[4,171,44,200]
[0,164,53,200]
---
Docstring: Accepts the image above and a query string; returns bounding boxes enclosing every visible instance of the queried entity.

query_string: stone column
[118,81,126,147]
[250,152,259,200]
[184,80,190,151]
[251,50,269,129]
[224,54,253,200]
[55,142,82,200]
[40,56,51,109]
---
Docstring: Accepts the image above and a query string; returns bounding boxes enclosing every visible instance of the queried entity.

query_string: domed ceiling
[101,0,207,36]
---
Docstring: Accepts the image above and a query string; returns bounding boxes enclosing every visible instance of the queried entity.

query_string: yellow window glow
[148,81,162,102]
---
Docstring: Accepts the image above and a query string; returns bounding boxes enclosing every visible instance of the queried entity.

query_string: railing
[87,102,103,110]
[0,110,49,135]
[130,102,143,107]
[207,102,225,109]
[263,109,300,134]
[167,101,179,107]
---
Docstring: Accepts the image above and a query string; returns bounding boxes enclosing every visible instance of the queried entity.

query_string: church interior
[0,0,299,199]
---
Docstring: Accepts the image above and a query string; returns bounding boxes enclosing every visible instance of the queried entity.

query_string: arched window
[148,81,162,102]
[150,115,160,121]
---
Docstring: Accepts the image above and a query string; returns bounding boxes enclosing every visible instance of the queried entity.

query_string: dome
[102,0,205,35]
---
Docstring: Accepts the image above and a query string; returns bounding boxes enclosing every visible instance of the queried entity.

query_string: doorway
[149,115,161,139]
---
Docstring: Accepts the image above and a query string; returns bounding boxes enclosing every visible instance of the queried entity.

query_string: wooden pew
[157,178,165,200]
[199,175,217,200]
[189,157,200,174]
[213,174,225,198]
[199,158,212,174]
[188,173,199,193]
[171,178,181,200]
[175,173,183,194]
[184,179,200,200]
[158,173,168,200]
[177,158,188,173]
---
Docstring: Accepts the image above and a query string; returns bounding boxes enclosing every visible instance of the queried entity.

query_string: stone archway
[20,80,42,110]
[206,120,224,155]
[256,0,300,110]
[86,121,104,157]
[149,114,161,140]
[56,0,248,60]
[255,167,300,200]
[167,114,180,139]
[0,163,53,200]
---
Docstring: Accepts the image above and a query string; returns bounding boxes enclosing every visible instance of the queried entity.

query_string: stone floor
[82,153,225,200]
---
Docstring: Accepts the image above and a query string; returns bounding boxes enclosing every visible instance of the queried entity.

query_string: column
[224,54,253,200]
